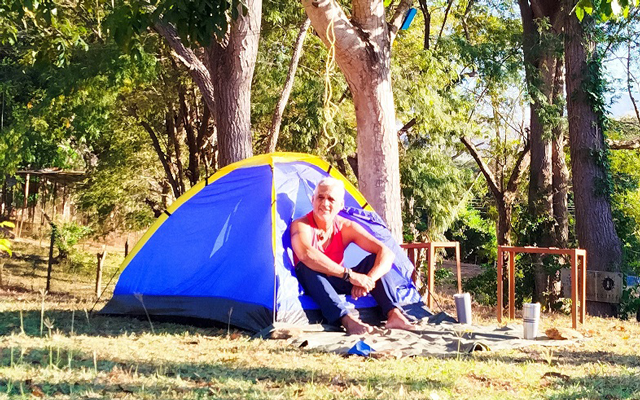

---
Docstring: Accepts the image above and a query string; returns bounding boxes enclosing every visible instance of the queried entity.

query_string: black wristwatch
[342,267,351,282]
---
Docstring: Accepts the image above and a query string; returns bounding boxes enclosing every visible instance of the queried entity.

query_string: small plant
[540,347,555,366]
[53,222,92,263]
[619,281,640,320]
[434,267,455,286]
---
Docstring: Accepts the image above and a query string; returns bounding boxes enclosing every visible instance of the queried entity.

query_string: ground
[0,239,639,399]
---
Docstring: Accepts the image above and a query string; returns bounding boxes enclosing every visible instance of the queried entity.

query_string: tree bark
[418,0,431,50]
[154,22,216,113]
[206,0,261,167]
[156,0,261,170]
[564,1,623,316]
[140,121,181,199]
[301,0,405,238]
[267,18,311,153]
[519,0,563,303]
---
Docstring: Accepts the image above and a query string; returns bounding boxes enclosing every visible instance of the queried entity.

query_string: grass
[1,239,640,399]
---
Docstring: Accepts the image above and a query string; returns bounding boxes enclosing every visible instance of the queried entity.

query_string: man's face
[312,184,344,224]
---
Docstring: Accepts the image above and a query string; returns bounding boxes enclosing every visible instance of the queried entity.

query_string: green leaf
[576,6,585,21]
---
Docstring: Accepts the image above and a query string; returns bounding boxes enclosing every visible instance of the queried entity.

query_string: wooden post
[427,243,435,309]
[497,246,503,323]
[580,252,587,324]
[17,173,30,238]
[571,249,578,329]
[408,247,416,282]
[46,225,55,292]
[95,251,106,298]
[509,251,516,319]
[455,243,462,293]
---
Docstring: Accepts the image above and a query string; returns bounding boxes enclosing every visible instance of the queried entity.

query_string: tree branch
[627,38,640,125]
[397,117,416,136]
[154,21,216,113]
[505,141,531,194]
[418,0,431,50]
[607,138,640,150]
[388,0,414,44]
[461,136,502,200]
[140,121,182,199]
[434,0,453,50]
[301,0,365,62]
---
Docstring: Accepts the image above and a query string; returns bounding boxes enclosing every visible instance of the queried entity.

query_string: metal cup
[523,302,541,340]
[454,293,472,324]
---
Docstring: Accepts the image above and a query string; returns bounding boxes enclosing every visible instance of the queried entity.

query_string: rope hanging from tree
[322,6,339,151]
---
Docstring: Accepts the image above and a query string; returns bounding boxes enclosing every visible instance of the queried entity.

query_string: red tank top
[293,212,345,265]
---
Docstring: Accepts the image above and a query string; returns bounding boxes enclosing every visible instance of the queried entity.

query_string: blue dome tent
[101,153,426,332]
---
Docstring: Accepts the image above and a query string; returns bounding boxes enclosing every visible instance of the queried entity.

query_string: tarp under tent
[101,153,428,332]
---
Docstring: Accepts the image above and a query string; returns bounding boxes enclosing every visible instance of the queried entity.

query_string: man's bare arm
[290,219,375,291]
[341,220,395,282]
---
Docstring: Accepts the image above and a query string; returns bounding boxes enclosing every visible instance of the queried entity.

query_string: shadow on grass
[486,349,640,369]
[0,344,448,398]
[0,309,218,337]
[545,373,640,400]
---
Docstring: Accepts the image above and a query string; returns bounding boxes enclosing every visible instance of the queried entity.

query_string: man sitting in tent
[291,177,416,335]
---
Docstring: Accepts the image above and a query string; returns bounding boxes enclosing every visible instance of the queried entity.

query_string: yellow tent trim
[269,157,278,321]
[117,152,373,273]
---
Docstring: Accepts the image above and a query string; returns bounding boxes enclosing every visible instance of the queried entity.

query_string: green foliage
[575,0,639,21]
[107,0,246,54]
[619,281,640,320]
[434,266,455,286]
[446,208,496,265]
[608,118,640,273]
[0,221,16,256]
[463,257,532,308]
[53,222,92,260]
[462,263,497,306]
[400,148,471,241]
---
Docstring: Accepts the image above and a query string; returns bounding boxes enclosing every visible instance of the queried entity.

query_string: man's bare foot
[341,314,373,335]
[385,308,418,331]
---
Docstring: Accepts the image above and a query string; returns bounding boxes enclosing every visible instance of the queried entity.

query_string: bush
[446,208,496,265]
[462,258,533,308]
[434,266,455,286]
[53,222,92,261]
[462,263,497,306]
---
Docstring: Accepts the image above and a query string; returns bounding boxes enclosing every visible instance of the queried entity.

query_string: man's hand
[351,285,368,300]
[349,271,375,292]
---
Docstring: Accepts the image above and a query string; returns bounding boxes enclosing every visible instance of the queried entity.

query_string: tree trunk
[302,0,404,238]
[496,197,512,246]
[564,3,623,316]
[267,18,311,153]
[520,0,566,303]
[206,0,261,167]
[156,0,261,170]
[350,70,403,239]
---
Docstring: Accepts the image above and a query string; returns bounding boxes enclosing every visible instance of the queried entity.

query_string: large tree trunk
[564,2,623,316]
[301,0,404,238]
[520,0,567,303]
[207,0,261,167]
